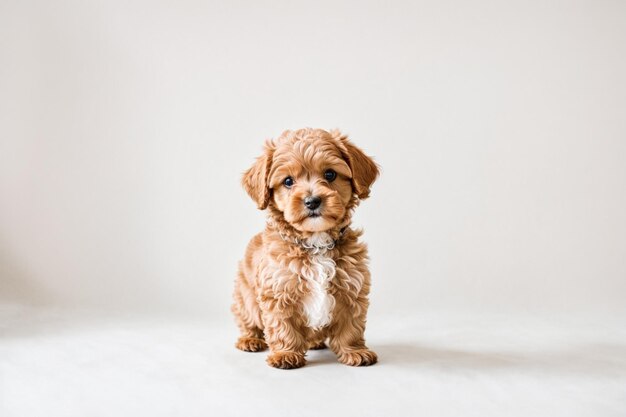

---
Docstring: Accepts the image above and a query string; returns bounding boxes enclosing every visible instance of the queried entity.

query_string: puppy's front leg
[259,283,309,369]
[328,294,378,367]
[261,312,308,369]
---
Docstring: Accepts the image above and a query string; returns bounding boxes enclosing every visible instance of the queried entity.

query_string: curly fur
[232,128,379,369]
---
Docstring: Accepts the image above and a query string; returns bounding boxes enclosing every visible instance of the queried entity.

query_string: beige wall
[1,0,625,315]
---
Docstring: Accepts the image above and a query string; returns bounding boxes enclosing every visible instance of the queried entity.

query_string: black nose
[304,196,322,210]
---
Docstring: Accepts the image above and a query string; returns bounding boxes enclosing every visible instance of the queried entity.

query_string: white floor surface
[1,305,625,417]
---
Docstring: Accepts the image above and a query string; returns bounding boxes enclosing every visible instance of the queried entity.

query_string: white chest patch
[300,233,336,329]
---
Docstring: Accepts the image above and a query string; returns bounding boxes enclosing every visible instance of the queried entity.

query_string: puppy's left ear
[242,141,274,210]
[332,131,379,200]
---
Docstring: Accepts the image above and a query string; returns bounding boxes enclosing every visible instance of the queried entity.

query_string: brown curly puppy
[232,128,379,369]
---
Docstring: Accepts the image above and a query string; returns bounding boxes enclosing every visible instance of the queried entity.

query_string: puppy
[232,128,379,369]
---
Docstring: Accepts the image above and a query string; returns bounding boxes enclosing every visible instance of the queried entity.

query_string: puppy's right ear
[242,142,274,210]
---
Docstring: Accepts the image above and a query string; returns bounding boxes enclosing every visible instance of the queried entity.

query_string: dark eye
[283,177,294,188]
[324,169,337,182]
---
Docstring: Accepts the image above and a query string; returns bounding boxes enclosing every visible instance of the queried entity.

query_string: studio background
[1,1,625,416]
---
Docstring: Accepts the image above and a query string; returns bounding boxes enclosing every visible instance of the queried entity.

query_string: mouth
[307,210,322,218]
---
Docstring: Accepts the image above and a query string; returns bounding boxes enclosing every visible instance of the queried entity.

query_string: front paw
[338,349,378,366]
[267,351,306,369]
[236,337,268,352]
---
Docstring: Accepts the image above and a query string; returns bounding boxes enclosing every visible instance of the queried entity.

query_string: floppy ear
[333,132,379,199]
[242,142,274,210]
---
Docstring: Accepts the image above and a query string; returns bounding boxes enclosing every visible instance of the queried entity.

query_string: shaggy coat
[232,128,379,369]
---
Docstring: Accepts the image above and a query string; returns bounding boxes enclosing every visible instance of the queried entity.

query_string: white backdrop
[2,3,626,417]
[1,0,625,318]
